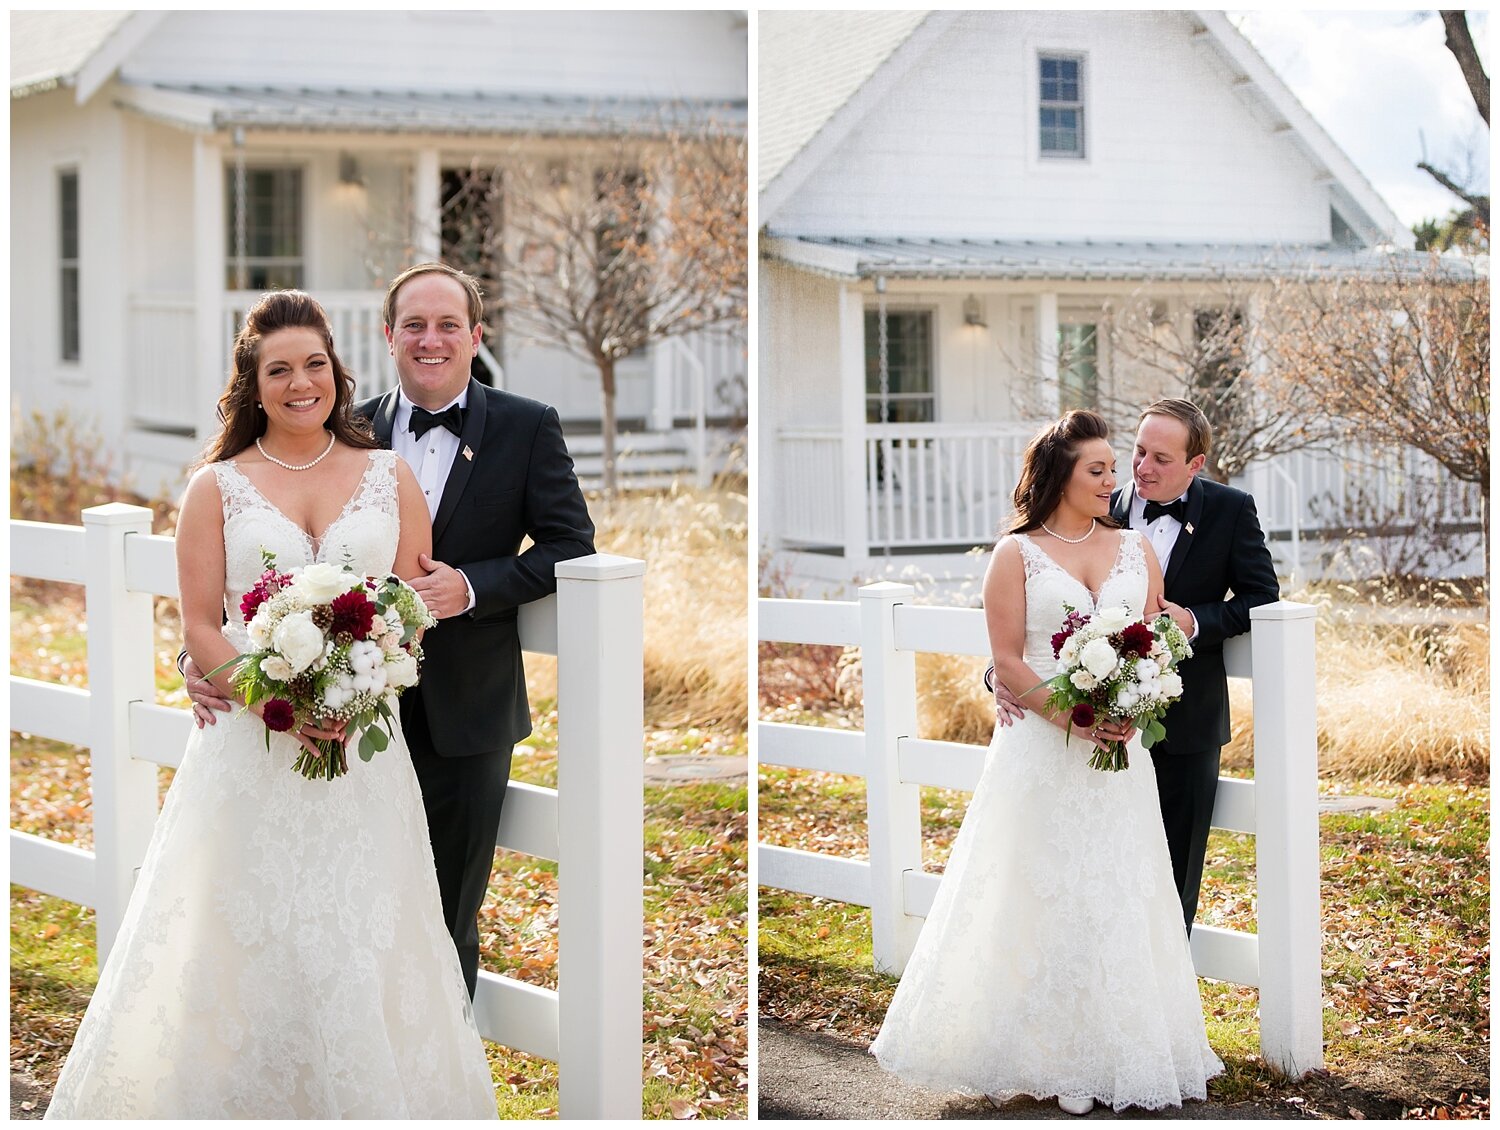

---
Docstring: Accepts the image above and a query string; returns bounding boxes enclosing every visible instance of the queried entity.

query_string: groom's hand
[411,553,471,620]
[182,657,232,729]
[1155,594,1196,638]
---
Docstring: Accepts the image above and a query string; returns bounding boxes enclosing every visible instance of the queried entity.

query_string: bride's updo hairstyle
[1005,409,1122,535]
[202,290,378,464]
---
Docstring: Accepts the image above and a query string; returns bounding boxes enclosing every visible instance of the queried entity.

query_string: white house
[758,10,1482,595]
[12,10,747,495]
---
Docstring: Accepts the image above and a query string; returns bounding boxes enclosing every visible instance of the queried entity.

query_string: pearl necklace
[1041,518,1096,544]
[256,431,335,472]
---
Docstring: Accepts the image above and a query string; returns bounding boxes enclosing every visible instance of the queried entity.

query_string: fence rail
[10,505,645,1118]
[757,585,1323,1078]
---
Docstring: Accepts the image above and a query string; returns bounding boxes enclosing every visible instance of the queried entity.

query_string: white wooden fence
[10,503,646,1119]
[758,584,1323,1078]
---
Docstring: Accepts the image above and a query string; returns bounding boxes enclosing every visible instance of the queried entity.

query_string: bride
[46,291,498,1118]
[869,410,1222,1115]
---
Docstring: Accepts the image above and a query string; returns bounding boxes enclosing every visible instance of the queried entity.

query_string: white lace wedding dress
[46,450,498,1119]
[870,529,1222,1111]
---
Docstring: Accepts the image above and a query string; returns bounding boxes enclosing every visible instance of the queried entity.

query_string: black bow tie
[1143,498,1187,524]
[409,404,464,439]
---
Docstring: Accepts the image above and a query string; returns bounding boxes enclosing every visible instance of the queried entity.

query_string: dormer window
[1039,54,1085,158]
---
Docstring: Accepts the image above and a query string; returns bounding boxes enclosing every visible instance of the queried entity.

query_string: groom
[187,263,595,996]
[992,398,1278,933]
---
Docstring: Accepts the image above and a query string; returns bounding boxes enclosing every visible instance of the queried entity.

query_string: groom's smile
[386,273,484,410]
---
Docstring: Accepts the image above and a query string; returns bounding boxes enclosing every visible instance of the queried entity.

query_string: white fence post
[83,504,161,967]
[555,554,646,1119]
[1251,602,1323,1077]
[859,582,923,974]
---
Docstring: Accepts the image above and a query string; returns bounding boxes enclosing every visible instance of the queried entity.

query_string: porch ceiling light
[338,152,364,188]
[963,294,987,328]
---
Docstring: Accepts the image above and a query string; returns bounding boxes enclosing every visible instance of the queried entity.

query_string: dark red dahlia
[1071,703,1096,729]
[327,590,376,640]
[240,584,268,621]
[1050,628,1073,657]
[1119,622,1154,658]
[261,698,296,732]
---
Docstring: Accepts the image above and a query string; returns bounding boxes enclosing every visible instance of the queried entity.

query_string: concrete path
[756,1020,1305,1120]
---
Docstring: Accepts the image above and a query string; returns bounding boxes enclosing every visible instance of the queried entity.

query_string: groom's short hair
[383,262,485,330]
[1140,398,1211,461]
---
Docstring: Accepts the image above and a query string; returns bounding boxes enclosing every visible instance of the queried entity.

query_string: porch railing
[10,505,646,1118]
[225,289,397,396]
[777,422,1482,559]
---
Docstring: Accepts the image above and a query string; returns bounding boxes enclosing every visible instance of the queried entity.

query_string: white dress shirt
[1126,483,1197,640]
[390,388,476,613]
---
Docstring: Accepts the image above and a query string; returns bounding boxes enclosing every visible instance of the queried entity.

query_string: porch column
[1035,290,1060,414]
[838,285,870,566]
[413,148,441,262]
[192,135,226,445]
[649,342,674,432]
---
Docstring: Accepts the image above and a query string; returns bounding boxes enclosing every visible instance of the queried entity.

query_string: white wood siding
[118,11,746,101]
[773,10,1331,243]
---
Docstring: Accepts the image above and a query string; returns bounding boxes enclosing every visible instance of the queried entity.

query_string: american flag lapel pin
[1185,522,1195,535]
[462,445,474,462]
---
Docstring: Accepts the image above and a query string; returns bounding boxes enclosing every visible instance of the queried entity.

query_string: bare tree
[1100,285,1336,482]
[1420,11,1490,226]
[1272,254,1489,554]
[470,121,745,495]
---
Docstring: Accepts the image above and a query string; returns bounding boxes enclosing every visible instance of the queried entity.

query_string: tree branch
[1441,10,1489,126]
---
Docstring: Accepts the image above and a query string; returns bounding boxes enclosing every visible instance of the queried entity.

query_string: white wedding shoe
[1057,1095,1095,1116]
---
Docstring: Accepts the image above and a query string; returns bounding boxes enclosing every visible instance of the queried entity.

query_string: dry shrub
[915,652,994,745]
[1223,598,1488,781]
[11,408,177,531]
[585,484,747,731]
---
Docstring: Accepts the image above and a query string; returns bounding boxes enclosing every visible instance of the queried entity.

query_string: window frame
[59,168,80,363]
[224,163,306,291]
[864,305,938,425]
[1035,50,1088,162]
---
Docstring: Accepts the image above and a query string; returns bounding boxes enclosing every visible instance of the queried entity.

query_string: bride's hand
[1091,718,1136,747]
[249,705,348,757]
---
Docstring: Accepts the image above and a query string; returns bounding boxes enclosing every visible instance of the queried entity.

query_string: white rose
[1080,637,1119,680]
[272,611,325,674]
[289,561,353,604]
[259,655,294,682]
[1069,669,1098,692]
[1059,637,1081,666]
[1159,672,1183,699]
[1095,606,1129,633]
[246,607,273,649]
[385,651,419,689]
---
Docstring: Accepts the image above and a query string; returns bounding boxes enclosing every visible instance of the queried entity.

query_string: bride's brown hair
[199,290,378,466]
[1005,409,1122,535]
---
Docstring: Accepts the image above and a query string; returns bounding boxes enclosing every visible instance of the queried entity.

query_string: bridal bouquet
[210,552,436,781]
[1037,603,1193,772]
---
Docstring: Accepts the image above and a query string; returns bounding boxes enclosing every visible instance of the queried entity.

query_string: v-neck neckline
[1022,530,1128,607]
[225,453,375,559]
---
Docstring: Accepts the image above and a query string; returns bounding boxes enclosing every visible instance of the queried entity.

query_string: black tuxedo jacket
[357,380,595,757]
[1111,476,1278,754]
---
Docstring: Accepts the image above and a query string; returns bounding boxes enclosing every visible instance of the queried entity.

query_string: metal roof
[10,10,130,97]
[762,235,1479,282]
[119,83,746,137]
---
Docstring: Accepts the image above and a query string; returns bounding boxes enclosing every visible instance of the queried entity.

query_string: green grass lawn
[11,585,748,1119]
[759,767,1488,1117]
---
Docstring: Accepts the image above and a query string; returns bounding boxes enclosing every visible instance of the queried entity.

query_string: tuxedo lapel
[1162,476,1204,592]
[1110,484,1133,527]
[370,390,399,448]
[431,379,488,546]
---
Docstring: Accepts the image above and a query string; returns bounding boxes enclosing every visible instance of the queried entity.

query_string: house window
[1039,54,1085,158]
[865,309,934,423]
[59,170,80,361]
[225,167,304,289]
[1058,323,1099,409]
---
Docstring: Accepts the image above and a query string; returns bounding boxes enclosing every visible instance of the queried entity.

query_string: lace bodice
[1013,529,1148,675]
[212,450,401,639]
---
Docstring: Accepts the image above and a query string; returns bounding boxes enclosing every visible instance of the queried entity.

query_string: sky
[1230,9,1490,232]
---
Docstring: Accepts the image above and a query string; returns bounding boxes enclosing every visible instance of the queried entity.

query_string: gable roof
[759,10,1408,247]
[10,11,129,97]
